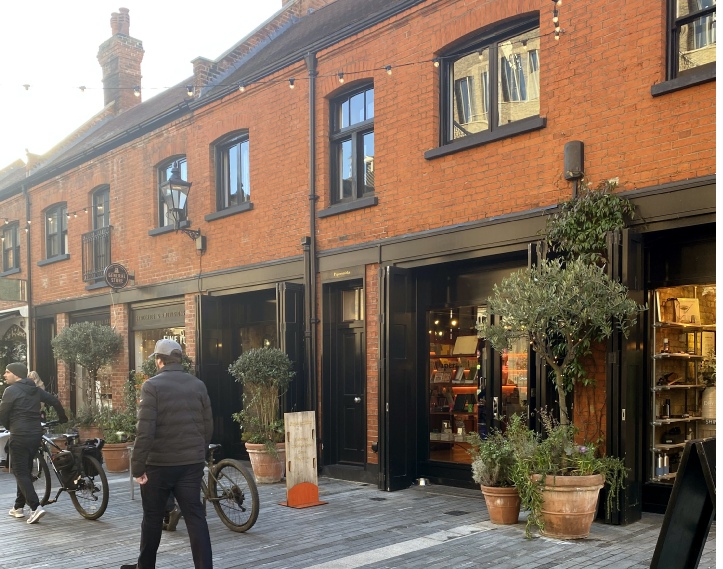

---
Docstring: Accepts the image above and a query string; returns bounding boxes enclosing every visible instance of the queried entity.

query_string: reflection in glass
[363,132,374,194]
[497,30,539,126]
[338,139,353,200]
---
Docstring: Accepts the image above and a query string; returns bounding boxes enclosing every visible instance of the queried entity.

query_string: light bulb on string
[289,78,295,89]
[337,72,345,83]
[385,65,392,75]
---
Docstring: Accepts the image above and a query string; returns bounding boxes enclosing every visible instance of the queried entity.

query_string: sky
[0,1,280,169]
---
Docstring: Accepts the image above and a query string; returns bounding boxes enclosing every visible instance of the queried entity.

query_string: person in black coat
[122,339,213,569]
[0,362,68,524]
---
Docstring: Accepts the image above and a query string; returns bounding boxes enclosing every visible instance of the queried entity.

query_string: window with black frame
[1,223,20,273]
[45,203,68,259]
[330,84,375,204]
[158,157,187,227]
[216,133,250,210]
[669,0,716,78]
[442,17,540,144]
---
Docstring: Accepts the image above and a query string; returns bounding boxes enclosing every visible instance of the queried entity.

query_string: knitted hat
[6,362,28,379]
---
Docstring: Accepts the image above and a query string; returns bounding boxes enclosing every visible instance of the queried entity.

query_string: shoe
[120,565,138,569]
[166,506,181,531]
[26,507,45,524]
[8,508,24,518]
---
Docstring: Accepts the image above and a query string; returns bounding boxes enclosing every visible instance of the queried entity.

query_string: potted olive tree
[476,181,643,538]
[51,322,123,438]
[228,347,295,483]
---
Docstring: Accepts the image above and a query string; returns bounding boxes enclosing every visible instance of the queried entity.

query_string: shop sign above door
[104,263,131,290]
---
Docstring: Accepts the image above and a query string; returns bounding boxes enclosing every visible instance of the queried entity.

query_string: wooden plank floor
[0,466,715,569]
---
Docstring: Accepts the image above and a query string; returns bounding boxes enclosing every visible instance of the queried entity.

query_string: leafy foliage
[228,348,295,452]
[478,258,643,424]
[511,410,627,537]
[467,414,529,487]
[51,322,123,406]
[545,179,634,265]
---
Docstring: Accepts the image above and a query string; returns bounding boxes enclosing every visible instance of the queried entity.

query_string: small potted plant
[228,347,295,483]
[512,410,627,539]
[466,414,533,524]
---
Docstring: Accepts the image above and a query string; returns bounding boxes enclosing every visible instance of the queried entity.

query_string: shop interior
[649,283,716,483]
[427,305,529,464]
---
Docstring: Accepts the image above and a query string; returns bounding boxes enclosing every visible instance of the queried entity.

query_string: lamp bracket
[180,227,202,241]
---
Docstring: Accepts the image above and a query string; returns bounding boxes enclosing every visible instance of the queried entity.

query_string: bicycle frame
[40,432,79,503]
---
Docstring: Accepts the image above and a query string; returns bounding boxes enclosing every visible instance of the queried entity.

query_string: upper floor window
[444,18,540,143]
[330,85,375,204]
[45,204,68,259]
[216,133,250,210]
[1,223,20,272]
[669,0,716,78]
[158,157,187,227]
[93,186,110,229]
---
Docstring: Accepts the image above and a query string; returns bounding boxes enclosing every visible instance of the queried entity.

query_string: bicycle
[31,420,109,520]
[200,443,259,532]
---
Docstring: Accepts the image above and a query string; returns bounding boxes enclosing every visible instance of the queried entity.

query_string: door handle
[492,396,499,419]
[354,397,362,403]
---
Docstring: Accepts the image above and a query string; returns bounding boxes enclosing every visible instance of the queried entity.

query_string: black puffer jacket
[0,378,68,437]
[131,363,213,477]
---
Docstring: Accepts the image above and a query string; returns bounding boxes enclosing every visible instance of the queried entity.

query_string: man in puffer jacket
[122,339,213,569]
[0,362,68,524]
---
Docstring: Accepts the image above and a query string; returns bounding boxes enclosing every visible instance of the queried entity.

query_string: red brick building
[0,0,715,519]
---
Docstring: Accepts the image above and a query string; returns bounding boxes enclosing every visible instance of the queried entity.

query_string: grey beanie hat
[6,362,28,379]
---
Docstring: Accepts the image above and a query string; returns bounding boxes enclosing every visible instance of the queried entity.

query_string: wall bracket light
[160,162,205,250]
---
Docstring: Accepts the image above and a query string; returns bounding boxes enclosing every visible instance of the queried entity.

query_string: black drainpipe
[23,184,34,370]
[303,52,321,462]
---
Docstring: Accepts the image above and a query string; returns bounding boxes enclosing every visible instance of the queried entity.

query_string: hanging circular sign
[104,263,130,289]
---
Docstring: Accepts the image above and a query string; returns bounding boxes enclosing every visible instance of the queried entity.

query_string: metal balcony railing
[81,226,112,283]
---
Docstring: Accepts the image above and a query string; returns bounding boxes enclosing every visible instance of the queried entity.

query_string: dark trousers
[138,463,212,569]
[9,435,41,511]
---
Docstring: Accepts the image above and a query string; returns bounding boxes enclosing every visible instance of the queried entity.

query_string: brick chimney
[97,7,144,113]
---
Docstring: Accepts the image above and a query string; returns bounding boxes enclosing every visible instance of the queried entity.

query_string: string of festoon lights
[8,10,563,97]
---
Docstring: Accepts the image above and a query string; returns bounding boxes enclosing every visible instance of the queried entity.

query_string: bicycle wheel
[209,459,259,532]
[32,453,51,506]
[69,455,109,520]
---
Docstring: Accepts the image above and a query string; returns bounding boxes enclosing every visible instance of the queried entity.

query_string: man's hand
[135,473,148,485]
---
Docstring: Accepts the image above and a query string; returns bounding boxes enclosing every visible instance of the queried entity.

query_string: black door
[379,266,417,490]
[35,318,57,395]
[198,295,243,459]
[277,282,306,413]
[607,228,644,524]
[337,323,365,464]
[323,282,366,465]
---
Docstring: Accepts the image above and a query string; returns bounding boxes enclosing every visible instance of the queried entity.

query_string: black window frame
[1,222,20,273]
[215,132,251,213]
[330,83,375,206]
[442,15,540,144]
[45,203,68,260]
[426,14,545,159]
[667,0,716,80]
[157,156,188,228]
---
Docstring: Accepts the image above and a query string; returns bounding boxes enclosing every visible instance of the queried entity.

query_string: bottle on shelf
[662,338,670,353]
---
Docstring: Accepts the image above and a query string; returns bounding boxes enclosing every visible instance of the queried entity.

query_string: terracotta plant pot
[245,442,286,483]
[480,485,521,524]
[532,474,604,539]
[102,442,130,472]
